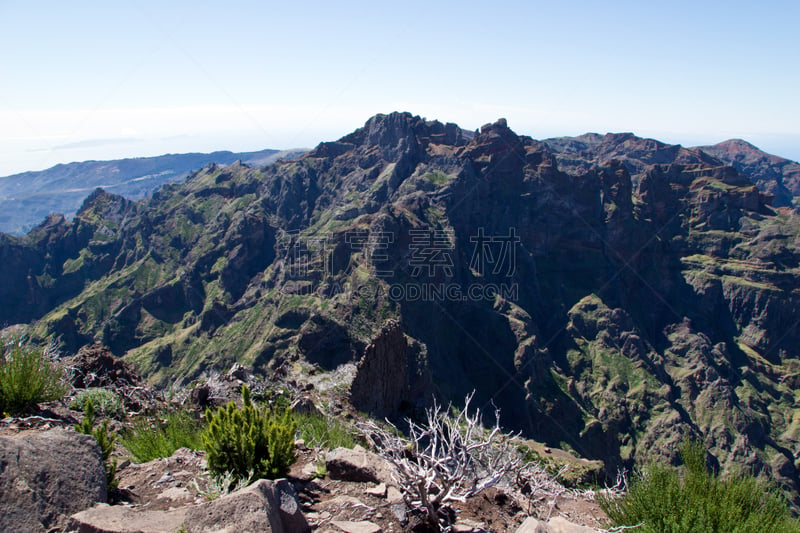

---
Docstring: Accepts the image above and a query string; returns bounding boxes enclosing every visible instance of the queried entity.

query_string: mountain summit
[3,112,800,503]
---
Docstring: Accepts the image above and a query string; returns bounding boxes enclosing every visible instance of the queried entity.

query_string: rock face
[184,478,309,533]
[0,429,107,533]
[350,320,409,417]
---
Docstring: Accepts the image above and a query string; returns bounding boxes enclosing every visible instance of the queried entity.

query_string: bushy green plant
[294,411,359,449]
[0,339,69,415]
[70,388,126,419]
[74,400,118,493]
[599,440,799,533]
[120,410,204,462]
[202,385,297,484]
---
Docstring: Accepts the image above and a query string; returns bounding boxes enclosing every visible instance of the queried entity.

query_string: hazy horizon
[2,1,798,176]
[2,116,799,179]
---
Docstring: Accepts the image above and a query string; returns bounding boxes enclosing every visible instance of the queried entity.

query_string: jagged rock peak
[331,112,468,153]
[76,188,130,215]
[75,188,133,226]
[475,117,524,147]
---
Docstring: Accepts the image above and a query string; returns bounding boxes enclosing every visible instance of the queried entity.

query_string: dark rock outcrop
[350,320,409,417]
[63,343,142,388]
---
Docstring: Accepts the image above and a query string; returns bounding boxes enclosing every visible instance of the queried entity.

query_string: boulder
[184,478,308,533]
[0,429,107,533]
[326,446,397,484]
[68,505,187,533]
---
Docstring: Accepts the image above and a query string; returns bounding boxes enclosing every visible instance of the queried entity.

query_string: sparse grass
[0,338,69,416]
[74,400,118,493]
[121,410,204,462]
[70,388,126,419]
[599,440,800,533]
[294,411,360,449]
[314,458,328,478]
[423,171,454,186]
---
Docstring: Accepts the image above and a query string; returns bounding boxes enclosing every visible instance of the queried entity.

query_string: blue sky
[1,0,798,175]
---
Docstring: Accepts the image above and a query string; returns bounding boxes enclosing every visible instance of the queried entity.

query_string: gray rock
[228,362,249,381]
[386,485,403,504]
[516,518,548,533]
[290,396,320,416]
[546,517,600,533]
[185,478,308,533]
[331,520,382,533]
[516,516,600,533]
[0,429,107,533]
[68,505,187,533]
[453,519,488,532]
[390,503,407,524]
[364,482,387,497]
[326,446,397,484]
[317,494,369,512]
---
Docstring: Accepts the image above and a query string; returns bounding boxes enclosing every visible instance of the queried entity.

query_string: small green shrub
[71,388,126,419]
[599,440,800,533]
[294,411,359,449]
[75,400,118,493]
[0,339,69,415]
[121,410,204,462]
[202,385,297,484]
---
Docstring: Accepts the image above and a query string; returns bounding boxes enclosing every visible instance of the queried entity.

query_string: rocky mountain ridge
[3,112,800,504]
[0,148,305,235]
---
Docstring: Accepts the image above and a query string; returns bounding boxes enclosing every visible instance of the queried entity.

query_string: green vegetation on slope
[600,440,799,533]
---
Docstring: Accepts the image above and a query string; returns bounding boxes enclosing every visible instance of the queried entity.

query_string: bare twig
[359,392,523,531]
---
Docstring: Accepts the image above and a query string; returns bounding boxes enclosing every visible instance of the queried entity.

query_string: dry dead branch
[360,392,522,531]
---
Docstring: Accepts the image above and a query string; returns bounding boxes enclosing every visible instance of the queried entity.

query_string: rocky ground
[0,344,609,533]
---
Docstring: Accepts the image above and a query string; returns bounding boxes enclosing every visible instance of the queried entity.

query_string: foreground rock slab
[331,520,383,533]
[185,478,309,533]
[0,428,107,533]
[68,505,187,533]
